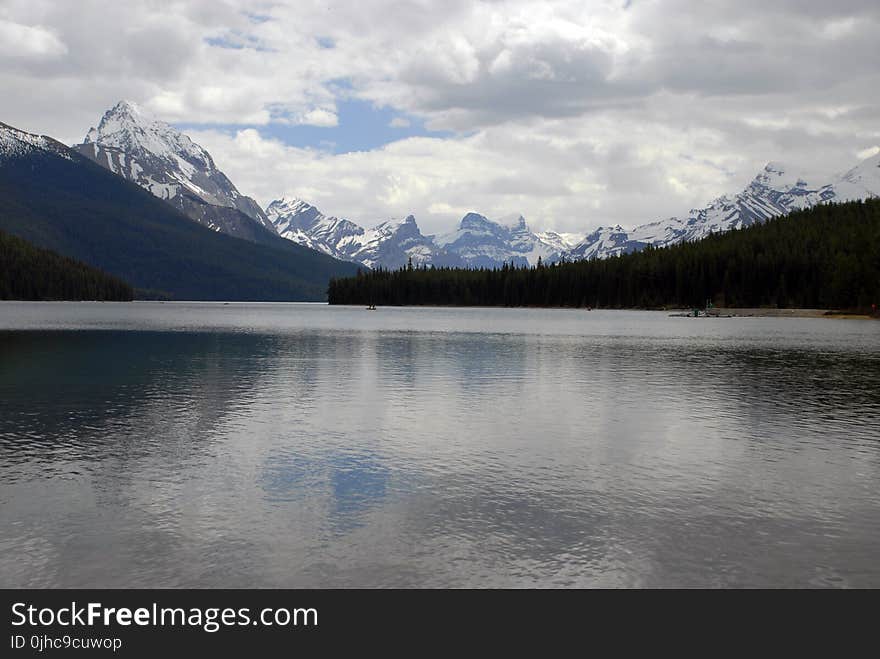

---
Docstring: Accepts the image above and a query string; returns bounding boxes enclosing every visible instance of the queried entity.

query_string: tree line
[0,229,133,301]
[0,146,360,301]
[328,199,880,311]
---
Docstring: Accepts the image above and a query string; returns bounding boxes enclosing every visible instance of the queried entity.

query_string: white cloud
[188,110,743,235]
[0,20,67,58]
[0,0,878,234]
[297,108,339,127]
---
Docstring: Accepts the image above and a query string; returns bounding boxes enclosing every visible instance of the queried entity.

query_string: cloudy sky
[2,0,878,234]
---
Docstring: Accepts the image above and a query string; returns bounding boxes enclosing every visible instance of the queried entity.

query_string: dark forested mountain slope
[0,121,361,301]
[328,199,880,311]
[0,229,133,301]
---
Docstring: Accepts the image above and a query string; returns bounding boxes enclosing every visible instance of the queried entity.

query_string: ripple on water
[0,304,879,587]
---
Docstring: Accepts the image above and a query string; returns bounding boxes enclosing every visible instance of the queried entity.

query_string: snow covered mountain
[269,151,879,270]
[267,198,462,269]
[435,213,568,267]
[268,199,572,269]
[568,154,880,259]
[267,197,364,259]
[833,151,880,202]
[356,216,464,269]
[535,230,582,255]
[0,121,73,163]
[73,101,277,241]
[0,119,361,300]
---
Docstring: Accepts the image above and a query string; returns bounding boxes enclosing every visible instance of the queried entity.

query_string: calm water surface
[1,302,879,587]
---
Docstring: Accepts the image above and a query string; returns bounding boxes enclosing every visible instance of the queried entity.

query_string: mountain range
[62,101,880,273]
[269,154,880,269]
[0,120,359,300]
[267,200,588,270]
[4,99,879,294]
[566,157,880,260]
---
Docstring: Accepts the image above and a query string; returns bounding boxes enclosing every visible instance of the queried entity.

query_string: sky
[1,0,878,234]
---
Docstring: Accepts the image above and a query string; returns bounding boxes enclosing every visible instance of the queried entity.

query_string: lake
[1,302,878,587]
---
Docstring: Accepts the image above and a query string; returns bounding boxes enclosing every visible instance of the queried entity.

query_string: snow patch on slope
[0,123,72,162]
[267,151,880,270]
[74,101,276,237]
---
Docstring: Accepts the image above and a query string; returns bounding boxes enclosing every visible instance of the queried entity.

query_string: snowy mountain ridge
[268,202,575,270]
[12,100,878,271]
[267,198,462,269]
[73,101,277,240]
[567,154,880,259]
[0,122,73,162]
[269,151,879,270]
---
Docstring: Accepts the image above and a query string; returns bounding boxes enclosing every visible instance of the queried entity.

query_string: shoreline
[330,301,878,318]
[3,299,877,319]
[680,308,876,319]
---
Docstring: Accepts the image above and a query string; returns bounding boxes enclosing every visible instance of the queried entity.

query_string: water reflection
[262,451,390,534]
[0,304,878,587]
[0,332,277,472]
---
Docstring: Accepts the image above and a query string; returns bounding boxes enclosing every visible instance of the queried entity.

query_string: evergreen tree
[328,200,880,312]
[0,229,133,300]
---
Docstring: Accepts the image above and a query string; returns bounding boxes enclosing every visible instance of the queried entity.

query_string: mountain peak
[268,197,313,213]
[374,215,421,232]
[834,149,880,201]
[84,100,150,144]
[496,212,528,230]
[265,197,328,235]
[750,160,813,191]
[108,99,145,119]
[74,102,276,236]
[459,212,494,230]
[82,100,212,169]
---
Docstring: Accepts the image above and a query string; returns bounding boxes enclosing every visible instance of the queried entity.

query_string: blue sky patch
[204,31,274,52]
[244,12,272,24]
[176,98,452,154]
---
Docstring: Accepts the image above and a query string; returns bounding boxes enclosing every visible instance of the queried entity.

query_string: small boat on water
[366,304,377,310]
